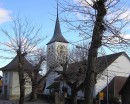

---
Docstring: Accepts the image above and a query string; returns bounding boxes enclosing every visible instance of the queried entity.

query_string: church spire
[47,4,69,45]
[57,3,58,19]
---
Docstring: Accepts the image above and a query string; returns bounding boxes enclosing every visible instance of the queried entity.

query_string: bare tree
[27,48,55,101]
[59,0,130,104]
[55,43,89,104]
[0,17,44,104]
[70,42,89,61]
[26,49,45,101]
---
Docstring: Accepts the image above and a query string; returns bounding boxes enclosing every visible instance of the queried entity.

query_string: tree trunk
[84,55,96,104]
[84,1,106,104]
[30,84,37,101]
[17,50,25,104]
[71,89,77,104]
[19,72,25,104]
[29,71,38,101]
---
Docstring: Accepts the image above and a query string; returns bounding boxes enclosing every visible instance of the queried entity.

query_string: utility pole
[107,69,109,104]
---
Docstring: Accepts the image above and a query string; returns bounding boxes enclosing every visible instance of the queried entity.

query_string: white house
[0,56,35,99]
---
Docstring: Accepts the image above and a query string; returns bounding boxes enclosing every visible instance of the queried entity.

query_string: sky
[0,0,130,75]
[0,0,83,72]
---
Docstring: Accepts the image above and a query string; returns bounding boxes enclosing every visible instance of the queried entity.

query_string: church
[44,6,130,101]
[44,7,69,95]
[1,5,130,103]
[44,9,130,102]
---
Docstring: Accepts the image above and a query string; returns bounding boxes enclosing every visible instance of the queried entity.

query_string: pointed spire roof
[47,4,69,45]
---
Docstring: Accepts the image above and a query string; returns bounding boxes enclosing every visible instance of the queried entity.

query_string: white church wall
[45,41,68,95]
[47,42,68,69]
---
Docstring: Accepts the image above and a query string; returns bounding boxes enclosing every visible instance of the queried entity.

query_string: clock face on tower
[57,45,67,56]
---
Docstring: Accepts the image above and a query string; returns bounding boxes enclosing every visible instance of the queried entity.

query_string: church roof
[47,7,69,45]
[0,55,35,71]
[55,52,126,81]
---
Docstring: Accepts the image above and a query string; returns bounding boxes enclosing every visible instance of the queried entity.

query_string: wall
[11,72,32,98]
[44,71,60,94]
[2,71,11,99]
[47,42,68,71]
[2,71,32,99]
[11,72,20,96]
[45,41,68,94]
[96,54,130,94]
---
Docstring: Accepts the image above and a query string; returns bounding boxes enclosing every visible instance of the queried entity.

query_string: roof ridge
[98,51,124,58]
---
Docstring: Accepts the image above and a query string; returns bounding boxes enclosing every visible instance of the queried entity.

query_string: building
[44,7,69,94]
[100,76,127,102]
[119,75,130,104]
[0,75,2,93]
[45,52,130,99]
[43,6,130,98]
[42,5,130,101]
[96,52,130,94]
[0,55,35,99]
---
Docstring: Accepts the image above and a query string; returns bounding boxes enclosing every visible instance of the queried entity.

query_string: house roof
[96,52,125,73]
[101,76,127,97]
[46,82,60,89]
[55,52,125,82]
[0,55,35,71]
[46,8,68,45]
[37,74,46,93]
[119,75,130,94]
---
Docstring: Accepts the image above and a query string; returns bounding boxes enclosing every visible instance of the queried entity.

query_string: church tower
[44,5,69,94]
[47,5,69,71]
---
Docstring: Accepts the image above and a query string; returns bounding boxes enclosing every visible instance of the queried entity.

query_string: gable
[107,53,130,76]
[96,53,130,94]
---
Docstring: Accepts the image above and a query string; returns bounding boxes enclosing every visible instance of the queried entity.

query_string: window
[5,72,8,83]
[5,72,7,78]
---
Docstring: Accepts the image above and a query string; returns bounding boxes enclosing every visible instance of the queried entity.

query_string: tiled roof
[46,12,68,45]
[0,55,35,71]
